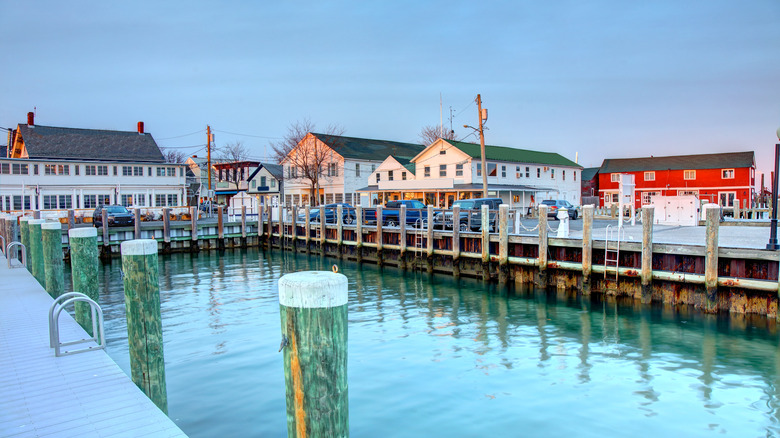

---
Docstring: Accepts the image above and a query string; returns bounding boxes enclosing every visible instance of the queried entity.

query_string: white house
[360,138,583,210]
[247,162,284,205]
[1,113,187,213]
[282,132,424,206]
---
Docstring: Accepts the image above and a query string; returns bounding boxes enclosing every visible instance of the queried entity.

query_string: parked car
[298,203,356,224]
[199,201,227,212]
[93,205,135,227]
[434,198,503,231]
[540,199,578,220]
[379,200,428,227]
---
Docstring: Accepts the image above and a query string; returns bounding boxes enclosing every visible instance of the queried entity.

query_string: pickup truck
[369,200,430,227]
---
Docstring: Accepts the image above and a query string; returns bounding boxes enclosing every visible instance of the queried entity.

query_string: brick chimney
[27,112,34,127]
[137,121,144,134]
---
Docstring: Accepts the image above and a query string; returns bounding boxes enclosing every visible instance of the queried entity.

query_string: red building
[598,152,756,209]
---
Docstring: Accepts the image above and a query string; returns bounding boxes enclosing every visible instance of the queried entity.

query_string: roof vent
[137,121,145,134]
[27,112,34,127]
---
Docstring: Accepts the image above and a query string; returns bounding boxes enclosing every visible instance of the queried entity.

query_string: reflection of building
[1,113,187,212]
[282,133,424,206]
[597,152,756,208]
[247,163,283,205]
[359,138,582,210]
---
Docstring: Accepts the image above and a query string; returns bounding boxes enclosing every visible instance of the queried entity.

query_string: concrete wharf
[0,252,187,437]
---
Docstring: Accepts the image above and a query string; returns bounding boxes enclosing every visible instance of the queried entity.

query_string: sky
[1,1,779,179]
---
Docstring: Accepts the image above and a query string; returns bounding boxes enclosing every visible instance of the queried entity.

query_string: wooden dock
[0,253,187,438]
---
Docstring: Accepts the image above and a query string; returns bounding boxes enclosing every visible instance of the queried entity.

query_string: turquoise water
[67,249,780,437]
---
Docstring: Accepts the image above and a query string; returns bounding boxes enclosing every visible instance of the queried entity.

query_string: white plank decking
[0,253,187,438]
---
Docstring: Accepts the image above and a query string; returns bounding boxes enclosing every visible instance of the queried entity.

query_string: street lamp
[767,127,780,250]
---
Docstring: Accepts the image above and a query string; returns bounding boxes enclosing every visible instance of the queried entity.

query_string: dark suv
[435,198,503,231]
[540,200,578,220]
[93,205,135,227]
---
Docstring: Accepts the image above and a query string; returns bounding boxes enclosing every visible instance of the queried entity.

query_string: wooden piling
[426,205,434,273]
[581,205,593,295]
[376,205,383,266]
[498,205,509,285]
[67,209,75,230]
[705,206,719,312]
[42,222,65,299]
[101,208,110,259]
[304,206,311,253]
[641,206,654,304]
[217,207,225,250]
[452,205,460,278]
[19,217,30,271]
[190,206,199,252]
[241,205,247,247]
[33,210,41,219]
[399,205,407,269]
[266,202,273,248]
[292,206,298,250]
[162,207,171,253]
[537,205,548,288]
[481,204,490,281]
[280,206,287,249]
[120,239,168,414]
[134,208,141,239]
[337,204,344,259]
[28,219,46,285]
[68,227,99,335]
[319,206,326,250]
[278,271,349,438]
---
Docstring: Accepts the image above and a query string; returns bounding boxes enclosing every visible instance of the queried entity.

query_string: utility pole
[477,94,488,198]
[206,125,212,204]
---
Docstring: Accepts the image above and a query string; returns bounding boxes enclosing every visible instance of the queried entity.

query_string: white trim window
[611,173,620,182]
[424,166,431,178]
[641,191,659,205]
[644,171,655,181]
[456,164,463,177]
[678,189,699,196]
[722,169,734,179]
[719,192,736,207]
[684,170,696,180]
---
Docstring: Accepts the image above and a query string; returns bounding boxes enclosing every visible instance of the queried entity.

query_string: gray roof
[248,162,284,182]
[581,167,600,181]
[600,152,755,173]
[17,124,164,163]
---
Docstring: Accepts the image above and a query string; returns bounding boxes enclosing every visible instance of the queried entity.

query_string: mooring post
[68,227,99,335]
[266,201,273,248]
[33,210,41,219]
[537,205,548,288]
[581,205,593,295]
[162,207,171,254]
[734,199,741,220]
[190,206,199,252]
[481,204,490,282]
[241,205,247,247]
[319,206,326,254]
[67,209,75,230]
[291,206,298,251]
[426,205,434,273]
[28,219,46,285]
[42,222,65,299]
[134,208,142,239]
[376,205,383,266]
[355,205,363,262]
[19,217,30,271]
[337,204,344,259]
[452,205,461,278]
[120,239,168,414]
[280,205,286,249]
[101,208,110,259]
[217,207,225,250]
[278,271,349,438]
[304,205,311,253]
[399,205,407,270]
[705,204,720,312]
[641,206,655,304]
[498,204,509,285]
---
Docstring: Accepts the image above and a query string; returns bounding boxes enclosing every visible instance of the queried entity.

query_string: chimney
[137,121,144,134]
[27,112,34,127]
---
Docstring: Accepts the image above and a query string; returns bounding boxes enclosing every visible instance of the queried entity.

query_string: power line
[213,129,282,140]
[156,129,205,140]
[159,144,207,149]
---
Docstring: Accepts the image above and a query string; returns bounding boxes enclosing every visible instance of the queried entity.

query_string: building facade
[247,163,284,205]
[597,152,756,208]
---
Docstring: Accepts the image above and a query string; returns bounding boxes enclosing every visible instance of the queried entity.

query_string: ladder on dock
[413,218,426,271]
[604,224,625,282]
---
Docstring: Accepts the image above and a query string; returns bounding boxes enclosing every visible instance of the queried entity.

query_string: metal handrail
[7,242,26,268]
[48,292,106,357]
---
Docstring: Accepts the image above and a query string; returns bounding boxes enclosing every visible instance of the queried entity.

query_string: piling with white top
[278,271,348,437]
[68,227,99,335]
[42,222,64,299]
[28,219,46,285]
[121,239,168,414]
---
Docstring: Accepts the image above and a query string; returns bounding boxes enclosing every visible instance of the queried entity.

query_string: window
[113,166,118,176]
[134,193,147,206]
[74,165,79,176]
[134,166,143,176]
[291,167,297,178]
[388,171,394,181]
[501,165,506,178]
[516,165,521,178]
[487,163,497,177]
[551,169,555,179]
[644,171,655,181]
[260,176,267,187]
[456,164,463,177]
[424,166,430,177]
[43,195,57,209]
[271,179,276,188]
[121,194,133,207]
[328,163,338,177]
[168,194,177,206]
[180,168,184,177]
[83,195,98,209]
[45,164,57,175]
[12,163,28,174]
[574,171,577,182]
[355,164,360,177]
[167,167,175,177]
[563,170,566,181]
[719,192,736,207]
[59,195,72,209]
[678,189,698,196]
[376,173,381,183]
[33,164,39,175]
[148,167,152,176]
[439,164,446,177]
[537,168,541,178]
[155,194,166,207]
[526,166,530,178]
[123,166,133,176]
[86,165,96,176]
[402,171,407,180]
[1,163,8,174]
[44,164,69,175]
[722,169,734,179]
[476,163,481,177]
[97,165,108,176]
[439,149,446,155]
[684,170,696,180]
[611,173,620,182]
[641,191,659,205]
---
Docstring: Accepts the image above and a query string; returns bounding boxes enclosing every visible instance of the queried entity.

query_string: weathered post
[190,206,199,252]
[734,199,741,220]
[498,204,509,285]
[120,239,168,414]
[319,205,326,253]
[33,210,41,219]
[581,205,593,295]
[278,271,349,438]
[134,208,142,239]
[537,205,548,288]
[337,204,344,259]
[162,207,171,254]
[705,205,719,312]
[241,205,247,248]
[42,222,65,299]
[67,209,75,230]
[304,205,311,254]
[68,227,99,335]
[101,208,110,259]
[217,207,225,250]
[28,219,46,285]
[291,206,298,251]
[426,205,434,273]
[610,203,617,218]
[266,201,273,248]
[452,205,460,278]
[399,205,407,269]
[481,204,490,282]
[19,217,30,272]
[280,205,286,250]
[376,205,383,266]
[641,206,654,304]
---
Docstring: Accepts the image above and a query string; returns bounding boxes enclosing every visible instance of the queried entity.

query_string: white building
[360,138,583,210]
[247,163,284,205]
[282,132,424,206]
[1,114,187,213]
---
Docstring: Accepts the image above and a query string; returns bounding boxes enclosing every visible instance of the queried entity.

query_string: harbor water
[66,249,780,437]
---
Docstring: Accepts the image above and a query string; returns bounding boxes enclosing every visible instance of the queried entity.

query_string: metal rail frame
[48,292,106,357]
[7,242,27,268]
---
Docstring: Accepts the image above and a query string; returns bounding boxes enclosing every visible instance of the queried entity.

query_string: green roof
[312,133,424,162]
[447,140,581,168]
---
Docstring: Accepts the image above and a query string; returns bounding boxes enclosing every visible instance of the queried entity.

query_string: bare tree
[161,148,187,164]
[418,124,458,146]
[214,141,252,190]
[274,120,345,206]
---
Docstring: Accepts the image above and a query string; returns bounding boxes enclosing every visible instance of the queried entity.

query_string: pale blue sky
[1,1,779,177]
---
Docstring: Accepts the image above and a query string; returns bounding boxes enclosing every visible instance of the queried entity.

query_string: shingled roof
[600,152,755,173]
[445,140,581,168]
[311,133,424,162]
[16,124,164,163]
